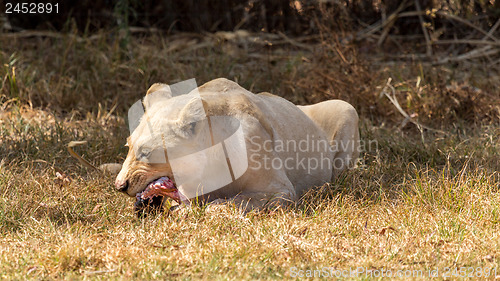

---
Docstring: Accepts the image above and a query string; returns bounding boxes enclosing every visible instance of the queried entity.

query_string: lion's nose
[115,179,129,193]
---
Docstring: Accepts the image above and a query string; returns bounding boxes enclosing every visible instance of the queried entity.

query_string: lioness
[115,78,359,213]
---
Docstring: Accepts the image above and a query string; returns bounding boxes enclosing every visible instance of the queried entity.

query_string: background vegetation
[0,0,499,279]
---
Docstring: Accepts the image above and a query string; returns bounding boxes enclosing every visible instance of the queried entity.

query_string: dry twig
[437,11,499,42]
[67,141,100,172]
[436,46,500,64]
[380,78,446,136]
[415,0,433,57]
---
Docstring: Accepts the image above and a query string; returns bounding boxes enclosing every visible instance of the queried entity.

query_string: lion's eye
[188,122,197,134]
[182,121,197,136]
[140,147,152,158]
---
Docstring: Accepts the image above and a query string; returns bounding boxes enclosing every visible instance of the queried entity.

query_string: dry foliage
[0,23,499,280]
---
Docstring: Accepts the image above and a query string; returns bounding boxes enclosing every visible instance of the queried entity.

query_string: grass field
[1,30,499,280]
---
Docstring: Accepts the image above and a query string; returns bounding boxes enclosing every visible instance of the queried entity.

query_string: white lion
[115,78,359,212]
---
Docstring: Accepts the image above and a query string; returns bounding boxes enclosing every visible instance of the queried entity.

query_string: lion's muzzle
[115,179,129,192]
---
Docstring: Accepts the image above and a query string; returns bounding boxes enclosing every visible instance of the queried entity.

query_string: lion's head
[115,83,212,206]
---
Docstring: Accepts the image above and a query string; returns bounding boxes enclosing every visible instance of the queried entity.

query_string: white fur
[116,78,360,211]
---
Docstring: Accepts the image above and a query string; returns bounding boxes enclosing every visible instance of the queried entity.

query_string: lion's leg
[210,190,294,212]
[331,117,360,178]
[208,170,297,212]
[298,100,360,179]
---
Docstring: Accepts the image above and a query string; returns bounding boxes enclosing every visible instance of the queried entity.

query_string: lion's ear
[144,83,172,110]
[146,83,170,95]
[175,97,210,140]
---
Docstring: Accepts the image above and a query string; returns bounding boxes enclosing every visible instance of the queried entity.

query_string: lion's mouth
[136,176,180,203]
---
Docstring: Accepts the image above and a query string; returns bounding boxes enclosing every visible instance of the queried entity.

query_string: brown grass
[0,30,499,279]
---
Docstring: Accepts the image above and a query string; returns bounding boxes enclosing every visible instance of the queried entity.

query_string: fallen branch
[437,11,499,42]
[277,32,314,51]
[358,0,410,42]
[377,12,398,47]
[482,18,500,41]
[379,78,446,135]
[432,39,500,46]
[0,30,101,42]
[436,46,500,64]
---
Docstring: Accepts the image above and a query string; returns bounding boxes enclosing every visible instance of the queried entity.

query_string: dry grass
[0,31,499,280]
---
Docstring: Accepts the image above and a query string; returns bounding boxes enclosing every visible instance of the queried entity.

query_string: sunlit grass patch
[0,31,499,279]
